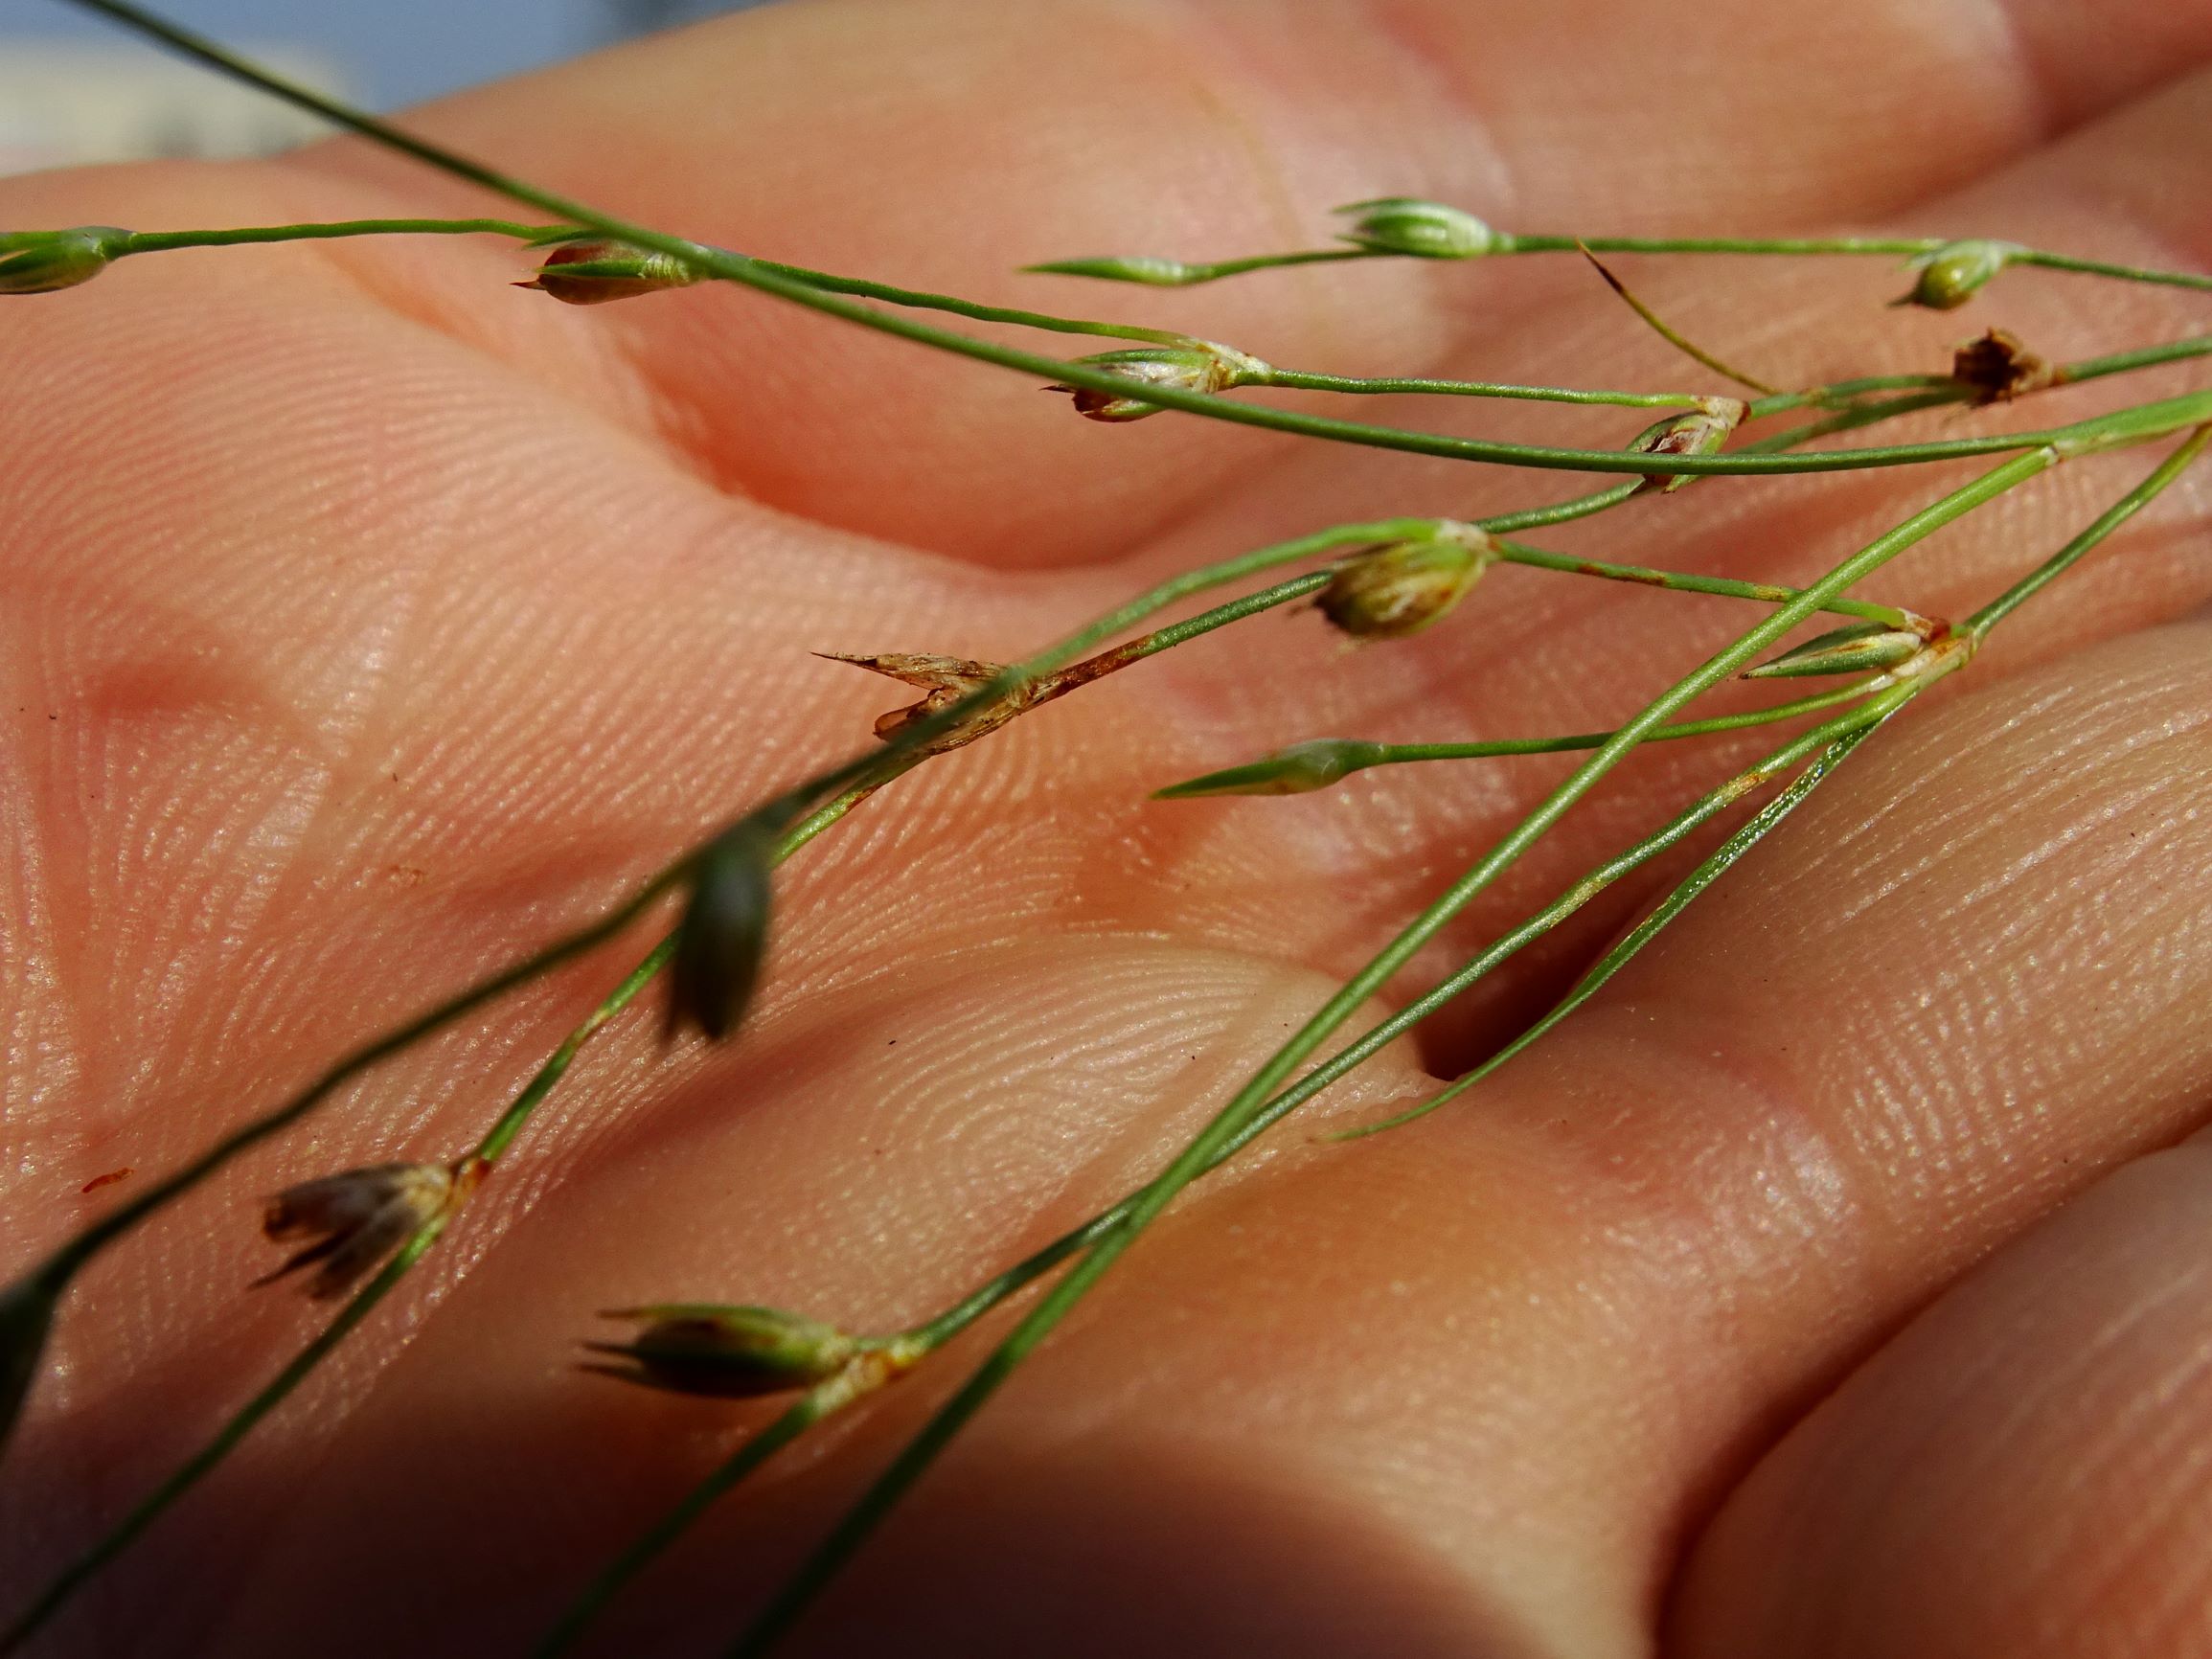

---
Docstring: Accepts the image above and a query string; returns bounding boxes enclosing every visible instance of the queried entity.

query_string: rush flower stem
[717,449,2064,1655]
[1037,231,2212,295]
[539,684,1912,1655]
[47,3,2212,485]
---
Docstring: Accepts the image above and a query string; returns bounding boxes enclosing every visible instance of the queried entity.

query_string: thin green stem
[56,4,2212,484]
[1494,541,1921,627]
[0,1214,453,1655]
[1966,423,2212,637]
[542,686,1903,1655]
[1156,680,1878,798]
[1345,720,1889,1139]
[1260,367,1711,410]
[722,450,2062,1655]
[115,216,559,255]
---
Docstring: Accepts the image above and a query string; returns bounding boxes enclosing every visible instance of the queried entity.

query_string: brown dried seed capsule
[1318,527,1494,639]
[1950,328,2059,403]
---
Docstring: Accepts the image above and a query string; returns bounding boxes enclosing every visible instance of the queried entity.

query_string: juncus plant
[5,2,2212,1655]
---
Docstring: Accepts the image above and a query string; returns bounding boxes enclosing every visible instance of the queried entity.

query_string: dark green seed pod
[588,1304,857,1398]
[0,227,125,296]
[669,823,775,1041]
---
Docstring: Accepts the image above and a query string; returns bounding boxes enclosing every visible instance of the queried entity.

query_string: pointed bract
[1156,739,1386,799]
[1023,255,1198,286]
[1744,622,1926,680]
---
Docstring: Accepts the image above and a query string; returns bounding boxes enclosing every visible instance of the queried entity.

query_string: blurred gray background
[0,0,781,171]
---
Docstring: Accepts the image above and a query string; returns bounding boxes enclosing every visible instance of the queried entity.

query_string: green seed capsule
[518,238,702,305]
[1318,527,1495,640]
[588,1304,857,1398]
[1334,198,1495,260]
[0,227,125,296]
[1024,255,1199,286]
[1051,344,1259,421]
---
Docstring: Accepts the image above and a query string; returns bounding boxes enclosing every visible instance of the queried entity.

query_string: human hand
[7,1,2212,1653]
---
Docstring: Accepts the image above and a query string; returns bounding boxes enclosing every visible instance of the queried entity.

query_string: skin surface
[5,0,2212,1652]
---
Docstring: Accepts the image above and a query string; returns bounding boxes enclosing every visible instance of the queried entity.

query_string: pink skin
[6,0,2212,1652]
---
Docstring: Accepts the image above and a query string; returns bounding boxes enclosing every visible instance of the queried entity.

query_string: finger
[280,0,2212,564]
[1673,1132,2212,1658]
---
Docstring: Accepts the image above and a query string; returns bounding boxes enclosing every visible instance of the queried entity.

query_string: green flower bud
[1050,342,1262,422]
[1155,739,1388,800]
[1627,397,1746,493]
[1334,198,1495,260]
[1023,255,1199,286]
[1744,621,1926,680]
[0,227,125,296]
[669,822,775,1042]
[1318,525,1495,639]
[1893,239,2018,310]
[517,238,702,305]
[588,1304,858,1398]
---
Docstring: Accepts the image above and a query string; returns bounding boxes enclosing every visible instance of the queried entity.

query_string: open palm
[8,1,2212,1652]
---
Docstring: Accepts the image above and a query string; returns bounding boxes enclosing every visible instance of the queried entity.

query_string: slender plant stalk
[12,10,2204,1657]
[538,682,1917,1654]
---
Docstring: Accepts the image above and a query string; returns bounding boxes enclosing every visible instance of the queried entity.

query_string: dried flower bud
[1155,738,1388,800]
[587,1304,858,1398]
[1051,343,1262,421]
[1334,198,1495,260]
[816,651,1015,748]
[669,822,775,1042]
[1627,397,1746,493]
[0,227,125,296]
[517,239,702,305]
[257,1160,469,1299]
[1744,621,1927,680]
[1893,239,2018,310]
[1024,255,1199,286]
[1318,525,1495,639]
[1950,327,2058,403]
